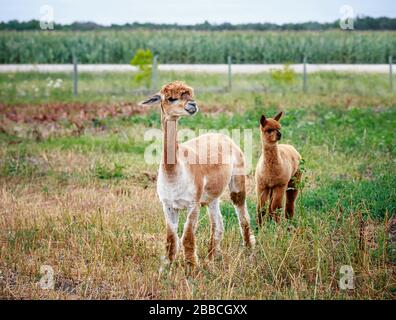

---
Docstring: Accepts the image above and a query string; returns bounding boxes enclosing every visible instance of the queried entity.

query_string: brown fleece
[255,112,302,225]
[160,81,194,100]
[145,81,255,265]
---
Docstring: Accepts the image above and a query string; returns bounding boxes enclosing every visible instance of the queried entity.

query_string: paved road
[0,64,392,74]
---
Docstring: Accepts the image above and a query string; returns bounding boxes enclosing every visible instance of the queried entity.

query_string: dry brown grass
[0,158,394,299]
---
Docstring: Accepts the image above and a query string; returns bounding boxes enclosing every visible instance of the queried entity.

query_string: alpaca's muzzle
[185,102,198,115]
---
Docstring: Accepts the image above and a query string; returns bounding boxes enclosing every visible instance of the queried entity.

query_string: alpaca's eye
[168,98,178,103]
[267,129,274,133]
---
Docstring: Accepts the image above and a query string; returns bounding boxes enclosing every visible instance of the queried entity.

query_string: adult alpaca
[140,81,255,266]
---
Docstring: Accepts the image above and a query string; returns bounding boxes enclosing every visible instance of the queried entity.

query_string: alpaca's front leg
[163,204,179,263]
[181,204,200,265]
[270,186,287,223]
[256,186,270,228]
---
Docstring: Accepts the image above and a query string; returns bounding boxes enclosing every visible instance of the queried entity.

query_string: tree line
[1,16,396,31]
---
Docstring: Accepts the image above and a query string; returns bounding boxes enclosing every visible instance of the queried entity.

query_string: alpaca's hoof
[248,251,257,264]
[208,247,222,261]
[184,257,199,274]
[183,252,198,267]
[249,235,256,248]
[244,234,256,249]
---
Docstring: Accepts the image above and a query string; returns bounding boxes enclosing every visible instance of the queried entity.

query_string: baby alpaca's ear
[260,114,267,127]
[273,111,283,122]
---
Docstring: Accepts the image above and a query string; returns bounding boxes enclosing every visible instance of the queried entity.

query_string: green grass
[0,71,395,299]
[1,71,396,106]
[0,30,395,63]
[93,162,125,180]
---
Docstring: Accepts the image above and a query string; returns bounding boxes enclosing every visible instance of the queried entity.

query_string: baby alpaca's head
[260,111,283,145]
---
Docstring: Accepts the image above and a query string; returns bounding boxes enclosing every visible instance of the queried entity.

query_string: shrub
[130,49,154,87]
[270,64,296,84]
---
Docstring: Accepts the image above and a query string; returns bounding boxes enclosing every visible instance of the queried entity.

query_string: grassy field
[1,70,396,105]
[0,30,395,64]
[0,71,395,299]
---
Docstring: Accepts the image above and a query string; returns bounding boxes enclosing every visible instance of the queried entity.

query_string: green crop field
[0,70,395,299]
[0,30,396,64]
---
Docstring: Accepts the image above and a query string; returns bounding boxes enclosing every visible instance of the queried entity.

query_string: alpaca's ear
[260,114,267,127]
[139,94,161,106]
[273,111,283,122]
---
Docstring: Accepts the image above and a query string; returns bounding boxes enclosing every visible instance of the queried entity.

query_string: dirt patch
[198,103,230,115]
[0,102,231,126]
[0,102,147,124]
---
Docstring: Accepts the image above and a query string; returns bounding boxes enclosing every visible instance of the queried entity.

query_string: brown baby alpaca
[255,111,302,225]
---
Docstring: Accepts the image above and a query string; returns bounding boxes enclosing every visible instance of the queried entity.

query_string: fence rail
[0,56,394,95]
[0,64,394,74]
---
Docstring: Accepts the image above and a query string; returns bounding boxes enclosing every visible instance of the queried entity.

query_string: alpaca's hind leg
[270,186,287,223]
[285,188,298,219]
[207,198,224,259]
[163,204,179,263]
[229,175,255,248]
[181,205,200,265]
[285,171,301,219]
[256,186,270,228]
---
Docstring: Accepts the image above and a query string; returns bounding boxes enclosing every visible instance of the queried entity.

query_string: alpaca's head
[260,111,283,145]
[139,81,198,120]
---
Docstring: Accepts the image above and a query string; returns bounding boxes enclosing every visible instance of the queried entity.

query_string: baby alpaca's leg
[285,189,298,219]
[256,186,270,228]
[270,186,287,223]
[285,171,302,219]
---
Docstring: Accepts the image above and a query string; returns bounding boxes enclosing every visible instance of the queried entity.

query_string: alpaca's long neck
[262,142,281,167]
[161,115,178,175]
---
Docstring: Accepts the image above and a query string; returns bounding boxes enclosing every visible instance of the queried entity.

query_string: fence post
[72,50,78,96]
[303,55,307,93]
[151,55,158,91]
[227,56,232,91]
[389,56,393,92]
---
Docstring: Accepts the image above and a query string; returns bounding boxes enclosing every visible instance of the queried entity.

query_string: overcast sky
[0,0,395,25]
